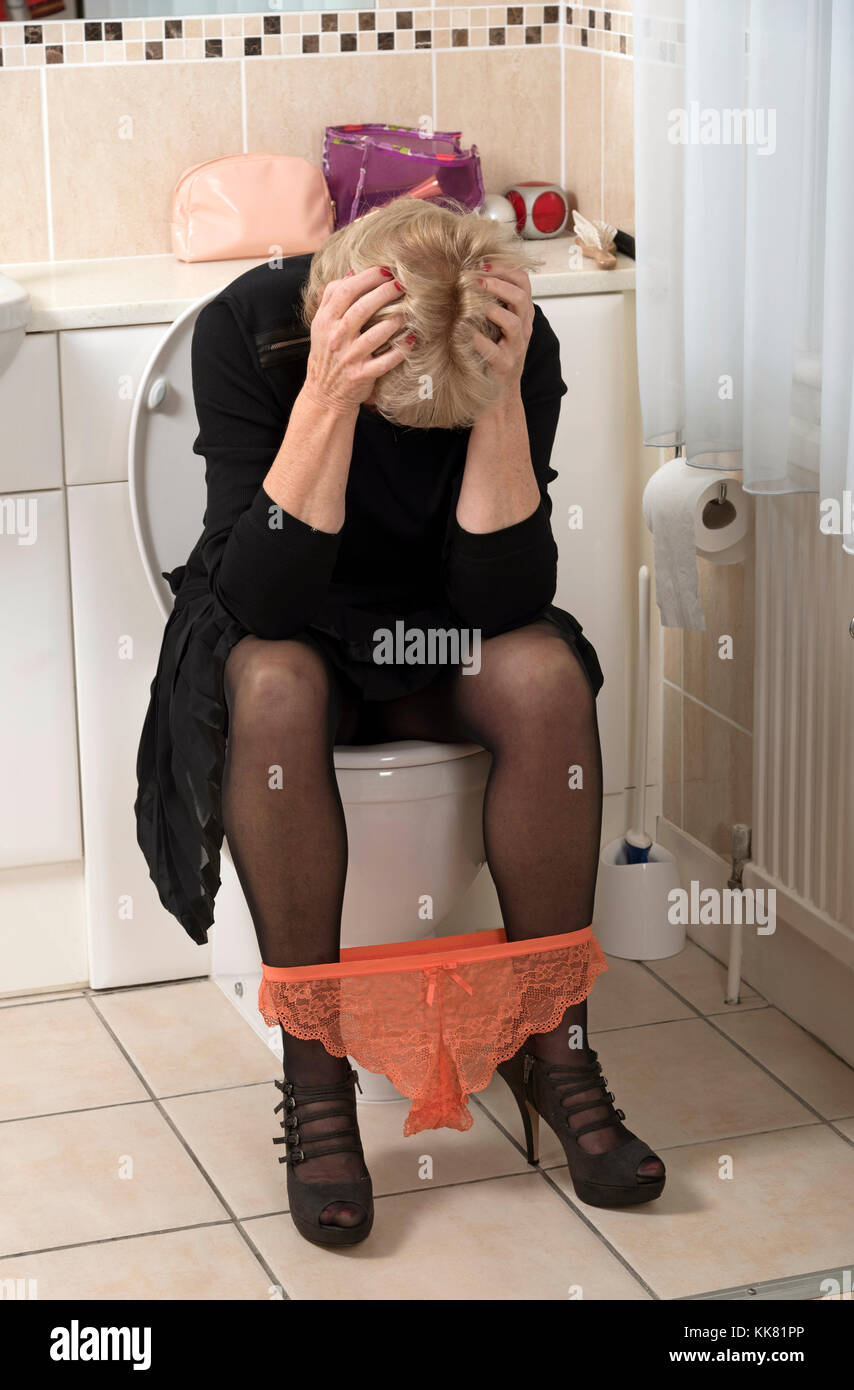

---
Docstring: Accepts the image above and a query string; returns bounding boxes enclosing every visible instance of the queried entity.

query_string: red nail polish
[394,280,405,291]
[344,269,355,278]
[405,332,416,345]
[379,267,394,278]
[482,262,492,270]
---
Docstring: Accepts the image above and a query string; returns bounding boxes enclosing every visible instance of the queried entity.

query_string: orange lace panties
[258,926,608,1135]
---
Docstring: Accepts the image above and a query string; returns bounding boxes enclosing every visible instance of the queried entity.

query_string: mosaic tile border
[0,5,632,66]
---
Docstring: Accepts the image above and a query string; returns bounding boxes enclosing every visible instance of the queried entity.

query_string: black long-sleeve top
[188,255,567,646]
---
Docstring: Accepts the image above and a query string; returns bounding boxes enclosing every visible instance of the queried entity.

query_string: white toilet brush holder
[593,566,685,961]
[594,837,684,960]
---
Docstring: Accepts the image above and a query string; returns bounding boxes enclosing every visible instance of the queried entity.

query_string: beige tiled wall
[0,4,635,264]
[661,553,755,861]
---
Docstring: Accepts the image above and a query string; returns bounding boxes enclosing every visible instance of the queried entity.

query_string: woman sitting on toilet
[135,198,665,1248]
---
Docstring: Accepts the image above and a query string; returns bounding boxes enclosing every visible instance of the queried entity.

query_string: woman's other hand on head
[470,264,534,400]
[302,266,415,416]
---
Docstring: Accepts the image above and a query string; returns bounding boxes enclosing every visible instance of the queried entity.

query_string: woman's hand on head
[302,266,414,415]
[471,264,534,400]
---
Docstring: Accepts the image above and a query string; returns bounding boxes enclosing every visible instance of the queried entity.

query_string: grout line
[82,993,287,1296]
[38,64,54,260]
[0,1098,152,1126]
[150,1077,275,1102]
[634,959,844,1127]
[679,656,685,823]
[0,974,208,1008]
[702,1001,768,1017]
[663,678,754,738]
[827,1120,854,1149]
[539,1119,827,1158]
[431,6,437,131]
[239,51,247,153]
[536,1165,661,1299]
[0,1078,827,1153]
[0,991,87,1008]
[0,1218,236,1264]
[559,21,565,194]
[659,934,854,1080]
[597,47,604,219]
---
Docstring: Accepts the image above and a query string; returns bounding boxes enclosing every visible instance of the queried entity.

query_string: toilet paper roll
[641,460,753,630]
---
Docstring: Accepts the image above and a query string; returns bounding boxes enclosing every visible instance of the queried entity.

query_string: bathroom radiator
[749,492,854,963]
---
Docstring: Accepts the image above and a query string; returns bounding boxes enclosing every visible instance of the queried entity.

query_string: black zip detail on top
[255,324,311,369]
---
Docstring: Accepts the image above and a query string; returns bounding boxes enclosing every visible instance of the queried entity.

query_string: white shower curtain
[634,0,854,552]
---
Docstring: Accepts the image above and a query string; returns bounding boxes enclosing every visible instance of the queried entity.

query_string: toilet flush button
[147,377,168,409]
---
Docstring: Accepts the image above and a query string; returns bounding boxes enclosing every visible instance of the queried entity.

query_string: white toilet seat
[333,739,484,769]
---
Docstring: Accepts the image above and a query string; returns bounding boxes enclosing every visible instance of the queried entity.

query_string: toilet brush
[624,565,653,864]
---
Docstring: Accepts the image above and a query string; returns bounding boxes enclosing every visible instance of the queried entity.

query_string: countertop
[1,236,635,333]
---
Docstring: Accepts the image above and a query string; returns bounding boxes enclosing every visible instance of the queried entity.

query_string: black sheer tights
[222,624,661,1230]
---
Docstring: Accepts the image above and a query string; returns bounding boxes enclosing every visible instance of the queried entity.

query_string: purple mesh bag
[323,124,484,227]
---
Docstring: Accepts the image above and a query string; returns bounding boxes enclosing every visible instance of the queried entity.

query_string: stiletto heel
[498,1045,665,1209]
[497,1052,540,1165]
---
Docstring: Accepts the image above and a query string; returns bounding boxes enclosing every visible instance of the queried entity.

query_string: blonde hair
[300,199,541,430]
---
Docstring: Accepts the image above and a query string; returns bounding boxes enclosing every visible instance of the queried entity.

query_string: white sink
[0,274,31,377]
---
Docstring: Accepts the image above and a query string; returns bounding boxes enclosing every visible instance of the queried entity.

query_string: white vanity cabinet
[0,331,63,492]
[0,487,81,870]
[0,332,85,995]
[66,481,209,988]
[0,331,80,870]
[60,325,165,486]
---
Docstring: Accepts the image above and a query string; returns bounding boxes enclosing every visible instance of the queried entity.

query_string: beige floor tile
[92,981,280,1096]
[0,1103,226,1257]
[0,1224,272,1300]
[578,1018,813,1151]
[0,998,147,1122]
[245,1173,651,1300]
[361,1096,532,1195]
[715,1009,854,1120]
[589,954,694,1031]
[645,940,766,1015]
[163,1085,531,1219]
[552,1125,854,1299]
[833,1117,854,1140]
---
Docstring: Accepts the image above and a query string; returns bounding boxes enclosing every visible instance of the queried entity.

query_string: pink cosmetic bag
[170,153,335,263]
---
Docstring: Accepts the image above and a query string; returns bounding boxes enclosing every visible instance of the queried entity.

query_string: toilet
[129,286,492,1100]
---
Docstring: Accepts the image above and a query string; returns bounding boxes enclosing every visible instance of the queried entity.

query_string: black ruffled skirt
[135,555,604,946]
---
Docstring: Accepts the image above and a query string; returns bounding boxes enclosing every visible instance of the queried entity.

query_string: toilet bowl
[334,739,491,949]
[128,289,493,1099]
